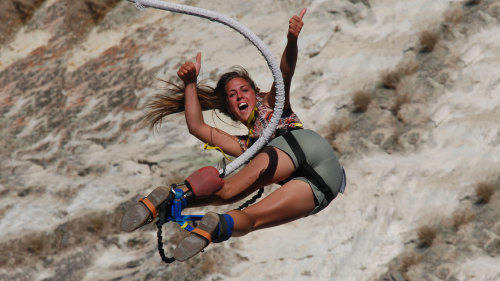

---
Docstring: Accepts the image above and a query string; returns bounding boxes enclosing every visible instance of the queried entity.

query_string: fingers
[178,53,202,83]
[289,16,303,28]
[178,63,194,75]
[177,62,197,83]
[287,10,305,40]
[298,8,307,19]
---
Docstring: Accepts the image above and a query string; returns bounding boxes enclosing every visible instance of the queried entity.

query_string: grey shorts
[268,129,345,214]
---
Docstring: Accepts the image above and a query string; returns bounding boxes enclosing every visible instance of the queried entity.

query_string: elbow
[187,125,197,136]
[186,123,204,139]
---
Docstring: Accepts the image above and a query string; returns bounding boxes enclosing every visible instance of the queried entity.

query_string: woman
[121,8,345,261]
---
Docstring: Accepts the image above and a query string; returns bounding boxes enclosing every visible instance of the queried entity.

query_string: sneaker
[173,212,220,261]
[120,186,172,232]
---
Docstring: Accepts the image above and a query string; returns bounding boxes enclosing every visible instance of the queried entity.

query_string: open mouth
[238,103,248,111]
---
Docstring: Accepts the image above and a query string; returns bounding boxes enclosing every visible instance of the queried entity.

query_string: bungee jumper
[121,3,346,263]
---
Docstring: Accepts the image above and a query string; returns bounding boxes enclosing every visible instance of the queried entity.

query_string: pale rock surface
[1,1,499,281]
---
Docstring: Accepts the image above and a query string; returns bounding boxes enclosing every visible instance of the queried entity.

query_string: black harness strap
[283,132,336,203]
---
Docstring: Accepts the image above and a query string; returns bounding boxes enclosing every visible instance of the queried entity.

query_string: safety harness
[282,132,345,203]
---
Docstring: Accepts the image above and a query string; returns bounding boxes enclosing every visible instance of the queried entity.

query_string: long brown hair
[144,66,259,130]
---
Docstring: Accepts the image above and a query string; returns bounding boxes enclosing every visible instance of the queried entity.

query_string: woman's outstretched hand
[287,8,306,41]
[177,52,202,84]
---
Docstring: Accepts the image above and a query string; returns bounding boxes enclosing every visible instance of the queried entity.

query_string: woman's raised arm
[179,53,243,157]
[265,8,306,109]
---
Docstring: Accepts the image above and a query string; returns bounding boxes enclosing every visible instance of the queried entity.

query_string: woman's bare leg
[227,179,315,236]
[215,146,316,236]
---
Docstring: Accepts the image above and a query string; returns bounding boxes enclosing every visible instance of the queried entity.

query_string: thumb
[299,8,307,19]
[195,52,201,75]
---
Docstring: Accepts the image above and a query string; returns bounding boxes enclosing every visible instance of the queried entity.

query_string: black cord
[155,183,263,263]
[156,221,175,263]
[236,188,264,210]
[156,194,176,264]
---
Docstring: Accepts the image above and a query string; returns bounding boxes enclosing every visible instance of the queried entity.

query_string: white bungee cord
[130,0,285,177]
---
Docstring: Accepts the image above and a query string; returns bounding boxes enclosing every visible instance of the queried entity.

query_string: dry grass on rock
[352,90,372,113]
[475,182,496,204]
[451,208,475,230]
[380,70,401,90]
[380,60,419,90]
[464,0,481,7]
[418,30,440,53]
[325,117,352,142]
[417,225,437,248]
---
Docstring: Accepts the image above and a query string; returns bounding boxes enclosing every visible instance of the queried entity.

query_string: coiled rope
[130,0,285,177]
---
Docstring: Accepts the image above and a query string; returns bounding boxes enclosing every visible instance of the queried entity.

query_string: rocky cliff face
[1,1,499,281]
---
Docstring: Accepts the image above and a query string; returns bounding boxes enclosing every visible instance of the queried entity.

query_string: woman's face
[225,77,257,123]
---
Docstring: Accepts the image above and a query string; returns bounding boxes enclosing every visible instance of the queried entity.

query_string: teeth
[239,103,248,109]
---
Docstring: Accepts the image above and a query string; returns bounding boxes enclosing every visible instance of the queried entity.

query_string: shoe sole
[173,212,220,261]
[120,186,171,232]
